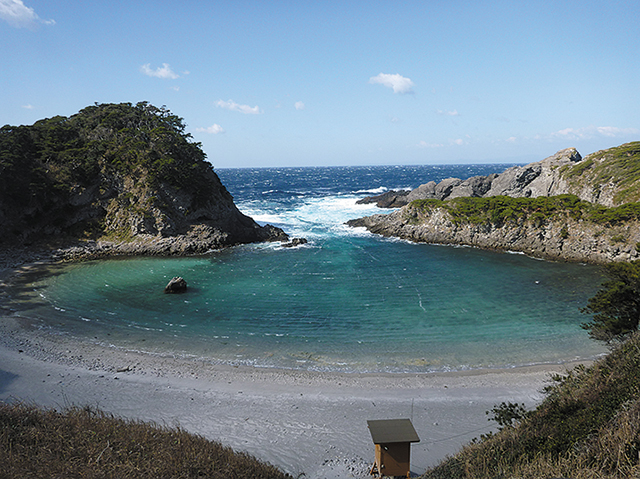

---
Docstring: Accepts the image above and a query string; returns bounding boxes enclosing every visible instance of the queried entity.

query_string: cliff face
[348,205,640,263]
[350,142,640,263]
[0,102,287,253]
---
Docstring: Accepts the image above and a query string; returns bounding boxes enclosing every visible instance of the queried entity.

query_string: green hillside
[0,102,278,248]
[561,141,640,205]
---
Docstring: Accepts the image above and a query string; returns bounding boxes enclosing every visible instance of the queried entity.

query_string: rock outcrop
[347,205,640,264]
[0,102,288,254]
[350,142,640,263]
[359,148,583,207]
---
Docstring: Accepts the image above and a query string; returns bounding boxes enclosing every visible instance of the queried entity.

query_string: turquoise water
[11,165,606,372]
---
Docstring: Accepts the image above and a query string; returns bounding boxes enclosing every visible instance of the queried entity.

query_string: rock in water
[281,237,308,248]
[164,276,187,294]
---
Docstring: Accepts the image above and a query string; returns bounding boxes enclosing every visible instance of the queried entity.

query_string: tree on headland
[581,260,640,343]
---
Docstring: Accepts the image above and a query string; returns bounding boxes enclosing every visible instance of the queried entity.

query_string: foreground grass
[422,332,640,479]
[0,403,290,479]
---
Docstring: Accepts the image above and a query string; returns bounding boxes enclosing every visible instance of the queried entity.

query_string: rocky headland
[350,142,640,263]
[0,102,288,263]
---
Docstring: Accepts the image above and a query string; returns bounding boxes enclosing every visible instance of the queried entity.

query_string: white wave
[354,186,387,194]
[238,194,387,240]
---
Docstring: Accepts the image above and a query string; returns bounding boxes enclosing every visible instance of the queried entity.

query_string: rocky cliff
[0,102,287,255]
[348,203,640,263]
[359,142,640,208]
[350,142,640,263]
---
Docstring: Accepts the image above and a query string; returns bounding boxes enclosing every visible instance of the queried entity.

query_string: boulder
[164,276,187,294]
[434,178,463,200]
[405,181,438,202]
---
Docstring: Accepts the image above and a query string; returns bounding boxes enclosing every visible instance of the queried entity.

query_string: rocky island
[0,102,287,260]
[349,142,640,263]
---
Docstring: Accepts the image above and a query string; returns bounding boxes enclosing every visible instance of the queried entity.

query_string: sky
[1,0,639,168]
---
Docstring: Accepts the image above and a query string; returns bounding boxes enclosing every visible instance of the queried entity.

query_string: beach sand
[0,312,585,479]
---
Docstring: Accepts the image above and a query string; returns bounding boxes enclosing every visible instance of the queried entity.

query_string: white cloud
[140,63,179,80]
[552,125,640,140]
[21,103,34,109]
[294,101,305,110]
[452,138,465,145]
[418,141,444,148]
[437,109,459,116]
[369,73,415,94]
[216,99,262,114]
[0,0,54,28]
[506,136,517,143]
[196,124,225,134]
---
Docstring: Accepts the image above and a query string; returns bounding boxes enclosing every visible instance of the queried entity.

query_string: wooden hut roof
[367,419,420,444]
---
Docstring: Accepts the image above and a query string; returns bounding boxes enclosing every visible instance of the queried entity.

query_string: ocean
[10,165,606,373]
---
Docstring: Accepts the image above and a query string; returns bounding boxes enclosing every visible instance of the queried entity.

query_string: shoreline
[0,312,589,478]
[0,250,595,477]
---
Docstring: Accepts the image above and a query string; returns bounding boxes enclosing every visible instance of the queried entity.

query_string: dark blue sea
[14,165,606,373]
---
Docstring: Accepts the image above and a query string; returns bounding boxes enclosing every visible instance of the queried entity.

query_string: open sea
[9,165,607,373]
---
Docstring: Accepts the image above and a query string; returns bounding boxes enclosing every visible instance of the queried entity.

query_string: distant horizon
[213,159,531,169]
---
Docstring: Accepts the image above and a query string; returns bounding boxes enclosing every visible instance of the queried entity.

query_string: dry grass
[0,402,290,479]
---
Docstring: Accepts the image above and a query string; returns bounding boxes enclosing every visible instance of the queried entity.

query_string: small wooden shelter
[367,418,420,478]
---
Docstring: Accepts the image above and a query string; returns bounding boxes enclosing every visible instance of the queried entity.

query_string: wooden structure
[367,418,420,478]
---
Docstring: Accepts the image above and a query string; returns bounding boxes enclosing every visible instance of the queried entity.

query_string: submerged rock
[164,276,187,294]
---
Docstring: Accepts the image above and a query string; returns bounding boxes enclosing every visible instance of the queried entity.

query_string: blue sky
[1,1,639,168]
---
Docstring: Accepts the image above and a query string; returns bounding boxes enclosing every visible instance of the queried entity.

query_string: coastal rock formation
[0,102,288,254]
[357,190,411,208]
[350,142,640,263]
[281,237,308,248]
[347,205,640,264]
[359,148,583,207]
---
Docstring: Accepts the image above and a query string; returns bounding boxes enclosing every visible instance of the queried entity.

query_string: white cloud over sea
[553,126,640,140]
[0,0,54,28]
[418,141,444,148]
[369,73,415,94]
[196,124,225,134]
[216,99,262,114]
[140,63,180,79]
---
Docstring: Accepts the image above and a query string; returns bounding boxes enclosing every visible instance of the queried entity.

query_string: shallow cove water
[11,165,606,373]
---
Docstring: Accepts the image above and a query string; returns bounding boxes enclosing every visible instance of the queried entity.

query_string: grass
[421,331,640,479]
[410,193,640,228]
[0,402,290,479]
[561,141,640,205]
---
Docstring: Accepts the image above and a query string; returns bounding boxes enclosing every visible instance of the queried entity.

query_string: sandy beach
[0,309,585,479]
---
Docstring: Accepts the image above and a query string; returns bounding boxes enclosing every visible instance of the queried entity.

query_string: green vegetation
[411,193,640,227]
[581,260,640,343]
[422,331,640,479]
[0,102,220,243]
[0,403,289,479]
[561,141,640,205]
